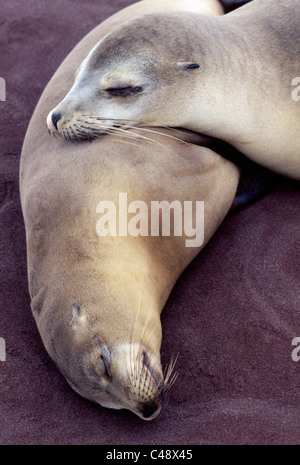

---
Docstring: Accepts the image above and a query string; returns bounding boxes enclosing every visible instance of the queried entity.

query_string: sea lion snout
[46,88,91,137]
[47,107,65,133]
[138,387,169,420]
[107,343,166,420]
[63,340,166,420]
[51,111,62,130]
[141,403,159,419]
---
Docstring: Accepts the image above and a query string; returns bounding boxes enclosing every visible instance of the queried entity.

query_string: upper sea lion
[47,0,300,180]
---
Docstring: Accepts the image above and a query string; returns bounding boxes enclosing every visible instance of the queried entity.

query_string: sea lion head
[52,301,173,421]
[46,12,204,140]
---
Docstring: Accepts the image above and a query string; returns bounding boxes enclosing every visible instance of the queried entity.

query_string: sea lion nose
[141,404,159,419]
[51,111,62,130]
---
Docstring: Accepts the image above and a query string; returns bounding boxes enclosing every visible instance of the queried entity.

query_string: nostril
[142,404,158,419]
[51,112,62,130]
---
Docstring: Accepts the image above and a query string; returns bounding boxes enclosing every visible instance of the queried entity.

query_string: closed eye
[104,86,143,96]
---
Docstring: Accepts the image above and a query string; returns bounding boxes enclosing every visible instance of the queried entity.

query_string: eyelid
[104,86,143,95]
[100,346,112,378]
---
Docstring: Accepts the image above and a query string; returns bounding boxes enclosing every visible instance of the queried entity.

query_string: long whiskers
[82,115,190,138]
[163,354,179,391]
[57,115,191,151]
[119,125,190,146]
[131,284,143,383]
[128,289,179,409]
[110,126,172,151]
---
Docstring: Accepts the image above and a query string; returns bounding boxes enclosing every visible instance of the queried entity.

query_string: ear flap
[176,62,200,71]
[72,302,86,327]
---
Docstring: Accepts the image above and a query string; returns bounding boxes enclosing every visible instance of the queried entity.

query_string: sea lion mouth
[47,109,192,149]
[138,388,171,420]
[104,342,174,421]
[47,109,140,142]
[141,403,159,419]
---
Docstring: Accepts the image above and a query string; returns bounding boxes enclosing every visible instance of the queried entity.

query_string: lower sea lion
[47,0,300,179]
[20,127,239,420]
[20,0,241,421]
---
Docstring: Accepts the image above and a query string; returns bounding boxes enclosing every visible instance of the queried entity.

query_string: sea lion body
[48,0,300,179]
[20,0,240,421]
[21,128,239,419]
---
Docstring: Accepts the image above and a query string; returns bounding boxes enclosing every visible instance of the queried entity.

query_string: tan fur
[20,0,239,421]
[48,0,300,179]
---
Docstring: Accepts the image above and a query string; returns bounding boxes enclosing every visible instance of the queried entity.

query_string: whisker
[158,126,191,136]
[140,353,150,397]
[69,126,81,142]
[164,354,179,385]
[77,119,98,125]
[141,322,160,385]
[107,128,151,143]
[136,304,154,386]
[165,369,178,392]
[122,125,190,146]
[65,116,188,150]
[113,127,170,151]
[74,128,100,141]
[138,304,154,356]
[82,116,189,136]
[131,284,143,383]
[84,115,133,122]
[163,356,179,394]
[80,125,104,131]
[107,137,147,149]
[63,128,72,142]
[101,126,153,147]
[75,121,148,146]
